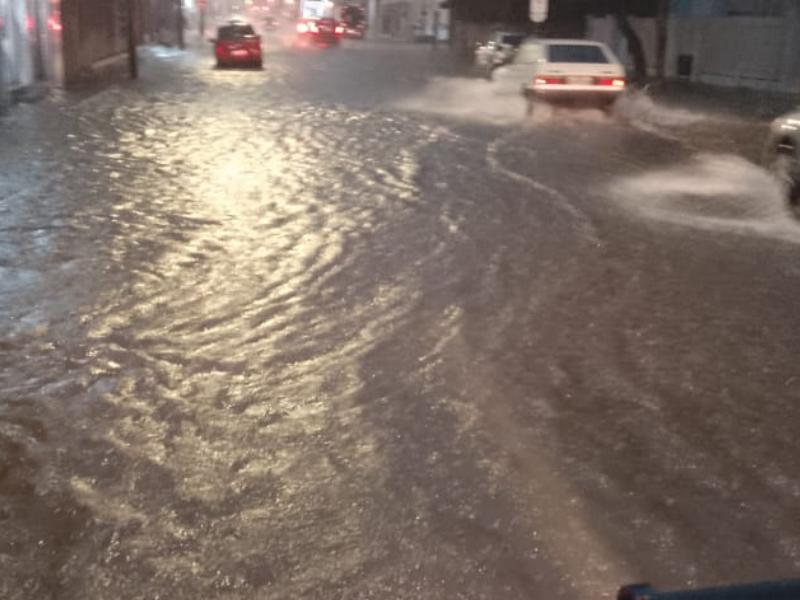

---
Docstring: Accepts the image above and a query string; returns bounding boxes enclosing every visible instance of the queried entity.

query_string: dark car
[296,18,343,46]
[214,21,262,68]
[340,5,366,39]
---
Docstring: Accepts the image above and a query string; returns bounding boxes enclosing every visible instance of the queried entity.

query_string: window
[218,24,256,39]
[547,44,609,64]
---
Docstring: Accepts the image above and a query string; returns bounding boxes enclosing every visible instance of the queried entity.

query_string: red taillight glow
[47,17,63,32]
[596,77,626,88]
[535,76,565,86]
[335,25,344,34]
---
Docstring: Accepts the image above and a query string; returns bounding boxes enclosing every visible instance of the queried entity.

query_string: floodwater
[1,36,799,600]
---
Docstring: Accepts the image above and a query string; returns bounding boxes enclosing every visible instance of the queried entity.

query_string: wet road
[2,38,799,600]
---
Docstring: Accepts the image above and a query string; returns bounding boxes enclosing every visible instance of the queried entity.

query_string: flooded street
[2,39,799,599]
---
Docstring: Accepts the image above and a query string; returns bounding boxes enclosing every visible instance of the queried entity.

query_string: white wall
[586,16,658,77]
[586,13,800,93]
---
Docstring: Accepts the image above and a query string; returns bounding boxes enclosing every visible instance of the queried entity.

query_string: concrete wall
[587,9,800,93]
[587,16,659,77]
[61,0,130,85]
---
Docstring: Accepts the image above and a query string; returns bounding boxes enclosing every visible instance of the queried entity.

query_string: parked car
[475,31,529,69]
[340,5,366,39]
[342,22,366,39]
[296,18,344,46]
[765,110,800,209]
[213,20,262,68]
[494,39,626,114]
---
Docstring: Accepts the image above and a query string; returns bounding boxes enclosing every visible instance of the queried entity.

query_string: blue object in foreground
[618,580,800,600]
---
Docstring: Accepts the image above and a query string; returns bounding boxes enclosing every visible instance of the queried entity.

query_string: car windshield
[218,24,255,39]
[547,44,609,63]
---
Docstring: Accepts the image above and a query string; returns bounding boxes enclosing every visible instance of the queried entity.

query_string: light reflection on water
[1,63,471,597]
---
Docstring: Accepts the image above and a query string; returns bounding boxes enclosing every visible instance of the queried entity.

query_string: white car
[766,110,800,208]
[494,39,627,114]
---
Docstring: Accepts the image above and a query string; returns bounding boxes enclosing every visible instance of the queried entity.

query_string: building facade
[1,0,140,104]
[373,0,448,42]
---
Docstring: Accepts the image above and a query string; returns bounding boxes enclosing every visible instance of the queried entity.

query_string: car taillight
[535,76,565,86]
[297,22,309,33]
[596,77,626,88]
[307,21,319,33]
[335,25,344,34]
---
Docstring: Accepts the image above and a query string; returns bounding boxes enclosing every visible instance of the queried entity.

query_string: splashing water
[393,76,531,124]
[614,90,708,131]
[610,153,800,244]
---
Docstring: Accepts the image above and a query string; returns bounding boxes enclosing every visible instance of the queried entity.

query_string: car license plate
[232,50,247,56]
[567,76,593,85]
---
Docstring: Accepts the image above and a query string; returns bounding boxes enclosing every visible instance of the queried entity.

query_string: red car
[214,21,262,68]
[296,18,344,46]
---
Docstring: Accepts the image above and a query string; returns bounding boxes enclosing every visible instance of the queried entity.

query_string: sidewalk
[628,81,798,164]
[649,80,798,122]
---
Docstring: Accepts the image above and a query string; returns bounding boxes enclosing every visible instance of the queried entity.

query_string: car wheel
[770,148,800,210]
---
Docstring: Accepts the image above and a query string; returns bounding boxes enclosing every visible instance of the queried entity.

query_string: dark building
[0,0,144,102]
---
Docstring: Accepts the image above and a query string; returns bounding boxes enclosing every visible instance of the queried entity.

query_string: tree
[572,0,660,84]
[612,2,648,84]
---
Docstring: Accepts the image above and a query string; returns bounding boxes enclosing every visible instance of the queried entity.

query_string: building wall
[377,0,448,41]
[61,0,131,85]
[143,0,181,46]
[587,0,800,92]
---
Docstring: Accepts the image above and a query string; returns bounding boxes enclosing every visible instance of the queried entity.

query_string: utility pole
[176,0,185,49]
[127,0,138,79]
[198,0,206,38]
[655,0,669,83]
